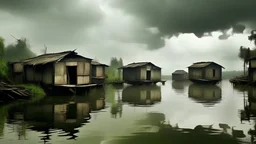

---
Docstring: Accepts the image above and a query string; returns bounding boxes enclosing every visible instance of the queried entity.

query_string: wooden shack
[188,84,222,106]
[188,62,224,84]
[9,50,98,89]
[91,60,109,85]
[122,85,161,106]
[248,57,256,82]
[119,62,161,85]
[172,70,188,81]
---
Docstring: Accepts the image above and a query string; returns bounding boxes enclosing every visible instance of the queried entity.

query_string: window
[213,69,216,77]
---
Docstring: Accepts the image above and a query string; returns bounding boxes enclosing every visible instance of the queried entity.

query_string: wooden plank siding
[54,62,67,85]
[189,64,222,81]
[13,63,23,73]
[123,64,161,83]
[123,68,141,81]
[96,66,104,77]
[77,61,91,84]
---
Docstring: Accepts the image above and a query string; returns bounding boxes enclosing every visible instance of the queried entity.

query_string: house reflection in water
[87,87,106,111]
[188,84,222,107]
[171,81,190,94]
[122,85,161,106]
[239,87,256,143]
[240,87,256,122]
[7,94,106,142]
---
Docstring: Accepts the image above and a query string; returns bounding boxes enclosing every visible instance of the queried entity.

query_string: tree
[118,58,123,80]
[4,38,36,62]
[248,30,256,45]
[0,37,4,59]
[238,46,250,75]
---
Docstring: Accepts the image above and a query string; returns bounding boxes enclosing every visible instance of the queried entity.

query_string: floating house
[172,70,188,81]
[9,51,98,91]
[248,57,256,82]
[188,84,222,107]
[188,62,224,84]
[119,62,162,85]
[91,60,109,85]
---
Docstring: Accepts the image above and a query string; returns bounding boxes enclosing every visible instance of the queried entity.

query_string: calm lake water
[0,80,255,144]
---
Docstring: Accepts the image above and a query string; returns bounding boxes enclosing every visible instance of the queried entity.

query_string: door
[67,66,77,84]
[146,70,151,80]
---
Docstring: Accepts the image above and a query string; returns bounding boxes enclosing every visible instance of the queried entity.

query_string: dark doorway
[67,66,77,84]
[212,69,216,77]
[146,70,151,80]
[66,104,77,119]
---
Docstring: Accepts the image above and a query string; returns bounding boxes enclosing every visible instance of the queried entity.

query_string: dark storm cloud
[110,0,256,44]
[0,0,103,46]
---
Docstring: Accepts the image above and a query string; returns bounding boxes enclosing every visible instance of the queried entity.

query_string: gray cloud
[110,0,256,45]
[0,0,103,46]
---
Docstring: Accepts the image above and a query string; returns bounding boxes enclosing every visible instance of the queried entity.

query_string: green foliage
[248,30,256,45]
[106,57,124,83]
[4,38,36,62]
[0,60,8,79]
[0,37,4,59]
[20,84,46,101]
[238,47,251,63]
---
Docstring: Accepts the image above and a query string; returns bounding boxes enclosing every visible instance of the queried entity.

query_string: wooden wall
[22,56,92,85]
[204,64,221,80]
[24,64,53,84]
[54,62,67,85]
[250,60,256,68]
[140,64,161,81]
[189,64,222,80]
[77,61,91,84]
[13,63,23,73]
[96,66,104,77]
[123,68,141,81]
[188,68,203,79]
[92,65,105,78]
[54,57,92,85]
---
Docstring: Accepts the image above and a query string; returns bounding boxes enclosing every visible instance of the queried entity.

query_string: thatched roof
[119,62,161,69]
[91,60,109,67]
[21,50,92,66]
[188,62,224,69]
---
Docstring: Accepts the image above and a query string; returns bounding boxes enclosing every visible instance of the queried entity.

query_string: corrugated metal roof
[172,70,187,74]
[188,62,224,69]
[21,50,92,66]
[91,60,109,67]
[119,62,161,69]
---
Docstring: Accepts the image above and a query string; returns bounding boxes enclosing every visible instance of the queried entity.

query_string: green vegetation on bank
[21,84,46,100]
[0,60,8,79]
[105,57,124,83]
[0,36,46,102]
[3,38,36,62]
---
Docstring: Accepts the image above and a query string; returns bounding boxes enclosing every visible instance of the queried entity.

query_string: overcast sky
[1,0,256,74]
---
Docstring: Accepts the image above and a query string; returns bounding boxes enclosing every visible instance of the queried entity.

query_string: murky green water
[0,80,255,144]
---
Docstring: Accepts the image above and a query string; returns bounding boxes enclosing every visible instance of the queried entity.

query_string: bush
[0,60,8,79]
[20,84,46,102]
[105,67,123,83]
